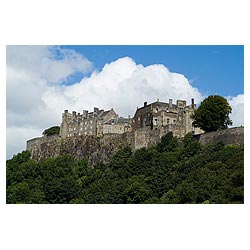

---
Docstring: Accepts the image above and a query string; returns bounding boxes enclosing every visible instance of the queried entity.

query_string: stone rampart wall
[27,127,244,165]
[197,127,244,146]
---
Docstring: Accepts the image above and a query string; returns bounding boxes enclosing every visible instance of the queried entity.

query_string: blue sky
[61,45,244,97]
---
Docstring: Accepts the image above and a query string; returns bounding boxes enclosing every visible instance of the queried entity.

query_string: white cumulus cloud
[227,94,244,127]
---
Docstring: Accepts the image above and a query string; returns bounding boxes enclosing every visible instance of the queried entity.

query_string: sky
[6,45,244,159]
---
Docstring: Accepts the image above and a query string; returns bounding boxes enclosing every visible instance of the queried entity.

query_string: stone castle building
[59,98,202,140]
[132,98,203,137]
[60,107,131,139]
[26,98,243,164]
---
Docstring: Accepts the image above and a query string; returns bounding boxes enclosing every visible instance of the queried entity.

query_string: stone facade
[196,126,244,146]
[60,107,131,139]
[132,98,203,137]
[59,98,202,141]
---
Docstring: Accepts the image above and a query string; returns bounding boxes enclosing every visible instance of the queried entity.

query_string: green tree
[156,132,178,153]
[42,126,60,136]
[192,95,232,132]
[180,132,201,158]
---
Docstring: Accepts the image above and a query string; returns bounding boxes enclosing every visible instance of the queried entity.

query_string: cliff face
[27,127,244,165]
[27,129,163,165]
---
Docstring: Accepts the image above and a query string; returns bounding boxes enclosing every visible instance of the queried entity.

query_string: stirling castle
[27,98,207,163]
[59,98,201,139]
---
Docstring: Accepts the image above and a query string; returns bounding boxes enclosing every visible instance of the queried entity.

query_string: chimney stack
[169,99,173,108]
[144,101,147,107]
[191,98,194,109]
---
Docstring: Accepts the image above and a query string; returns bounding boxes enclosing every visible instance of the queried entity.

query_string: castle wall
[27,127,244,166]
[197,127,244,146]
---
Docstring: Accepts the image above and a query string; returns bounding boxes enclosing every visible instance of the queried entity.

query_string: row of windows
[80,120,93,125]
[69,126,93,132]
[67,131,93,137]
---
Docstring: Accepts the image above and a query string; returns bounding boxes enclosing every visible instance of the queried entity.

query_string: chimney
[83,110,88,117]
[191,98,194,109]
[94,107,99,113]
[72,111,76,116]
[144,101,147,107]
[64,110,68,114]
[169,99,173,108]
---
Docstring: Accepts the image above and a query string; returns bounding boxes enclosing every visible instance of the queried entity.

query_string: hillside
[7,132,244,204]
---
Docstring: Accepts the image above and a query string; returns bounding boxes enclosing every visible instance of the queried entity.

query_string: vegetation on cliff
[42,126,60,136]
[6,132,244,204]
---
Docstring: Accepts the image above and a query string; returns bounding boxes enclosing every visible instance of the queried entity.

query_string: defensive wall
[195,126,244,146]
[27,127,244,165]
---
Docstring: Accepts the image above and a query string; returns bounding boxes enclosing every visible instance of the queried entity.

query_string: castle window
[173,119,176,124]
[153,118,158,126]
[74,127,76,130]
[90,120,93,124]
[85,121,87,125]
[84,132,87,135]
[167,118,170,124]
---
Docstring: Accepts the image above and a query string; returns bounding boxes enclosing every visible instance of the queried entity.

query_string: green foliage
[43,126,60,136]
[6,137,244,204]
[180,132,201,159]
[156,132,178,153]
[192,95,232,132]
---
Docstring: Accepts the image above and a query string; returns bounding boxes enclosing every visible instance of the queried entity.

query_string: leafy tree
[6,135,243,204]
[42,126,60,136]
[180,132,201,158]
[192,95,232,132]
[156,132,178,153]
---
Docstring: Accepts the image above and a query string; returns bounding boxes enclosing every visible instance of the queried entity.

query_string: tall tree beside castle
[192,95,232,132]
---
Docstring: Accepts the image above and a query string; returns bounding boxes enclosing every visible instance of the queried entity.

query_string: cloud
[60,57,203,117]
[6,46,244,159]
[6,46,93,158]
[227,94,244,127]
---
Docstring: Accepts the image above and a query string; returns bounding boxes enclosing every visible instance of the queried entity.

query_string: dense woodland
[6,132,244,204]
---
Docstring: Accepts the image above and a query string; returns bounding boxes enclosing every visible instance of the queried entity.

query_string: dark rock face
[28,132,136,165]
